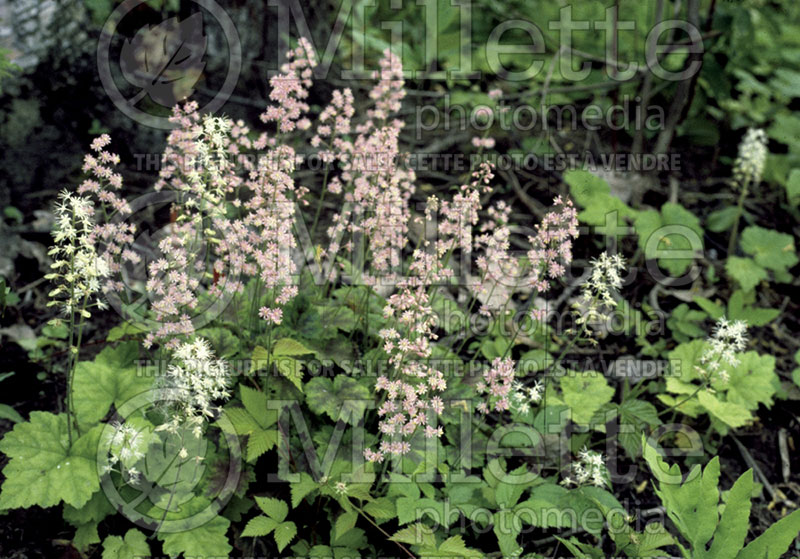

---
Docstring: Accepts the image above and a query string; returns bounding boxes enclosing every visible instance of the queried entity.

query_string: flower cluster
[697,317,748,382]
[471,136,496,149]
[322,49,414,285]
[79,134,131,215]
[105,421,147,484]
[260,37,316,133]
[187,115,237,206]
[144,220,206,349]
[576,252,626,332]
[438,163,494,259]
[732,128,768,188]
[46,191,110,317]
[368,48,406,123]
[69,135,139,294]
[476,357,543,415]
[365,282,446,463]
[243,151,302,324]
[155,102,242,202]
[360,168,502,462]
[473,200,518,316]
[562,447,609,488]
[471,188,577,318]
[157,337,231,438]
[527,196,579,293]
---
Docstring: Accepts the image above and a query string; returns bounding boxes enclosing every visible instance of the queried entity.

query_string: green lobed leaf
[72,342,151,428]
[73,522,100,551]
[495,466,529,509]
[276,356,304,392]
[565,170,637,225]
[157,505,232,558]
[247,428,279,463]
[719,352,779,411]
[693,296,725,319]
[726,256,768,292]
[63,490,115,526]
[251,345,271,373]
[697,391,751,429]
[101,529,151,559]
[643,441,721,552]
[635,203,704,276]
[493,509,522,557]
[305,376,371,425]
[559,372,614,425]
[239,385,276,429]
[0,412,102,510]
[740,226,798,276]
[363,497,397,521]
[514,483,571,529]
[736,508,800,559]
[699,470,753,559]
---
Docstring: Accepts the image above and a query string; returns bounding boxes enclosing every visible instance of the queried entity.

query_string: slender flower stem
[309,167,330,241]
[658,382,706,417]
[66,291,91,443]
[348,499,416,559]
[727,179,750,256]
[499,310,526,361]
[550,323,589,371]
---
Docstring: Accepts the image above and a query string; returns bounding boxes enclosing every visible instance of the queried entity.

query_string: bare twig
[502,169,545,220]
[732,433,797,509]
[779,428,791,483]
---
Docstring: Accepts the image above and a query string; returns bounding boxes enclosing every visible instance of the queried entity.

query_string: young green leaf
[255,496,288,522]
[726,256,768,292]
[363,497,397,521]
[437,535,484,558]
[290,472,319,508]
[159,518,232,558]
[101,529,150,559]
[73,522,100,551]
[740,226,798,279]
[390,523,437,548]
[273,521,297,552]
[272,338,317,357]
[334,510,358,542]
[242,515,278,537]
